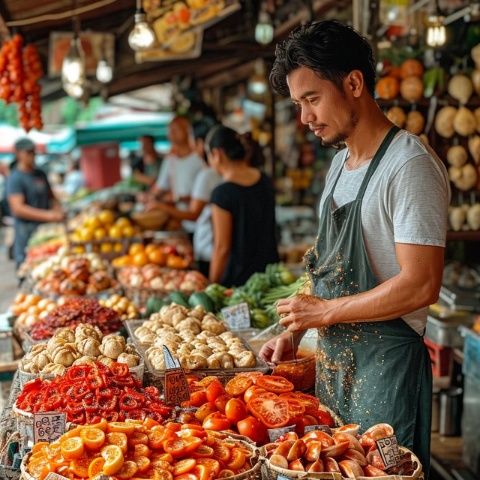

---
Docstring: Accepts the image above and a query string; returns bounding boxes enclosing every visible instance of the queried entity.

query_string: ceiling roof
[0,0,351,101]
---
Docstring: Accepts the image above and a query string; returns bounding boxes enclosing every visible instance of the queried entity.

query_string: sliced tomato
[202,412,231,431]
[110,362,129,377]
[247,396,290,428]
[173,458,197,476]
[214,394,232,413]
[205,380,225,402]
[189,390,208,407]
[192,445,214,458]
[280,392,320,416]
[195,458,221,476]
[285,398,305,419]
[212,442,231,463]
[225,376,253,397]
[255,375,294,394]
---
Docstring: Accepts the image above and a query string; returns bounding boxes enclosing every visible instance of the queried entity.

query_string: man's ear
[345,70,364,98]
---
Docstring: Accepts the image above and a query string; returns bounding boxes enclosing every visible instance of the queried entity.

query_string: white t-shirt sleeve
[387,154,450,247]
[191,169,215,201]
[155,158,170,190]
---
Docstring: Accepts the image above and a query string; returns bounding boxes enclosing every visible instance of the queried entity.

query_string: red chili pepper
[110,362,129,377]
[119,393,139,411]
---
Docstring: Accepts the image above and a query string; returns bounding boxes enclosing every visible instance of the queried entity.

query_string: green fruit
[168,291,190,308]
[146,297,168,316]
[188,292,215,312]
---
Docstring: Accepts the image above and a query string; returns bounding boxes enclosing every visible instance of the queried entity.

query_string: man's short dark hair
[270,20,376,97]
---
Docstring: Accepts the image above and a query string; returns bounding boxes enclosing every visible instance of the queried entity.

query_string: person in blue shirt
[7,138,64,267]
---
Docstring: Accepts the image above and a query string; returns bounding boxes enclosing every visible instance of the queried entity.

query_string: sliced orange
[70,457,90,477]
[133,443,151,458]
[143,417,160,429]
[135,455,151,473]
[174,458,197,476]
[31,442,49,455]
[62,426,83,439]
[89,417,108,431]
[128,431,149,446]
[107,422,136,435]
[88,456,105,477]
[102,444,125,475]
[107,431,128,454]
[116,460,139,479]
[60,436,84,460]
[81,427,106,450]
[27,460,51,480]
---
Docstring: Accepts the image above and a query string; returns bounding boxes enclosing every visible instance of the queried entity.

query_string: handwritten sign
[304,424,332,434]
[33,412,66,443]
[221,303,250,330]
[164,369,190,405]
[267,425,296,442]
[376,435,401,469]
[45,472,69,480]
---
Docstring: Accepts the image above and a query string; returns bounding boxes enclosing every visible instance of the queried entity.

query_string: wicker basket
[132,210,170,230]
[261,446,423,480]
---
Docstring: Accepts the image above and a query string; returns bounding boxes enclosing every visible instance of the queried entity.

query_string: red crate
[424,337,453,377]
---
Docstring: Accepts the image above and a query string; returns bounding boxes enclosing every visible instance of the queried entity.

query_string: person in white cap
[6,138,64,267]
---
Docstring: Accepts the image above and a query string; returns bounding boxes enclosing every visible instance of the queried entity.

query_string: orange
[147,249,166,265]
[135,455,151,473]
[99,210,115,225]
[70,457,90,477]
[112,255,131,268]
[31,442,49,455]
[132,252,148,267]
[62,426,83,439]
[27,460,51,480]
[144,243,158,255]
[94,228,107,241]
[129,243,145,256]
[107,432,128,454]
[115,217,131,229]
[89,418,108,432]
[109,226,123,239]
[81,427,106,450]
[116,460,139,479]
[122,225,136,238]
[114,242,124,253]
[107,422,136,435]
[88,457,105,477]
[102,444,125,475]
[60,436,84,460]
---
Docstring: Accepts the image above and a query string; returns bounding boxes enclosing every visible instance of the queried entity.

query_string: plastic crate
[424,336,452,377]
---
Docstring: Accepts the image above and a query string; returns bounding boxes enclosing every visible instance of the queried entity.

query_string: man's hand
[49,208,65,222]
[259,331,302,364]
[277,294,332,332]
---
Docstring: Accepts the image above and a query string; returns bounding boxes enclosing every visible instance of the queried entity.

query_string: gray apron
[305,126,432,475]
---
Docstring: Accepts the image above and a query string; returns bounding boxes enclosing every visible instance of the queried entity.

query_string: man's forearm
[209,247,229,283]
[324,271,440,326]
[12,204,53,222]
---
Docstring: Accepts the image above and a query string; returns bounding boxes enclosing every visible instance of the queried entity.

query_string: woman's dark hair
[192,117,216,142]
[270,20,376,97]
[205,125,246,161]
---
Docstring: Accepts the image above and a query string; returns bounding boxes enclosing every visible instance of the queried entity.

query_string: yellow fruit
[80,227,94,242]
[109,226,123,239]
[115,217,131,228]
[60,436,84,460]
[86,216,101,229]
[129,243,144,256]
[114,242,124,253]
[72,246,85,254]
[99,210,115,225]
[112,256,131,268]
[101,444,125,475]
[122,226,135,238]
[101,243,113,253]
[80,427,106,450]
[70,232,81,243]
[132,252,148,267]
[94,228,107,241]
[88,457,105,477]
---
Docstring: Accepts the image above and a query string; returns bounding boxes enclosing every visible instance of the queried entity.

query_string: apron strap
[355,125,400,201]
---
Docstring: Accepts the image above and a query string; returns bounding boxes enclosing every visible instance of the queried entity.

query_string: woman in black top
[206,125,279,286]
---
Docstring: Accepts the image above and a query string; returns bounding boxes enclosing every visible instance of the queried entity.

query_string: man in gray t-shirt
[7,138,64,267]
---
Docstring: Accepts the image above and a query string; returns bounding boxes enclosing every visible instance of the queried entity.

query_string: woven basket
[261,446,423,480]
[132,210,170,230]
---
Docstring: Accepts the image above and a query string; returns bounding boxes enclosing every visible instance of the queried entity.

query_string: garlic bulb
[100,335,126,359]
[467,204,480,230]
[117,352,140,367]
[448,74,473,104]
[76,337,101,357]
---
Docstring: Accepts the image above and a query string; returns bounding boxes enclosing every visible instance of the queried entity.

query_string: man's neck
[18,163,33,173]
[173,145,193,158]
[345,104,394,161]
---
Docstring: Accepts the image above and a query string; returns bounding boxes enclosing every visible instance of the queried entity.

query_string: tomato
[248,396,290,428]
[256,376,294,394]
[163,438,187,458]
[206,380,225,402]
[280,392,320,416]
[285,398,305,420]
[195,458,221,476]
[192,445,214,458]
[225,398,248,423]
[175,474,198,480]
[202,412,231,431]
[133,443,151,458]
[294,415,318,436]
[129,431,149,446]
[173,458,197,475]
[316,408,335,427]
[136,455,151,473]
[237,416,268,444]
[214,394,232,413]
[189,390,207,407]
[243,386,265,404]
[116,460,138,479]
[183,436,203,454]
[195,402,217,422]
[212,442,231,463]
[227,448,246,470]
[225,376,253,397]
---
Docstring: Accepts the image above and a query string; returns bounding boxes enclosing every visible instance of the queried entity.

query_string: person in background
[7,138,64,267]
[146,119,222,276]
[145,117,205,233]
[132,135,163,188]
[63,160,85,196]
[206,125,279,286]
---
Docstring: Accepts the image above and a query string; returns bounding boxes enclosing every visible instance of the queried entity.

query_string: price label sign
[46,474,70,480]
[376,435,401,469]
[304,424,332,434]
[33,412,66,443]
[164,369,190,405]
[267,425,296,442]
[221,303,250,330]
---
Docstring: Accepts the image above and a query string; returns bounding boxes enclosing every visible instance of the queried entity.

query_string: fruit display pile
[26,420,257,480]
[30,297,122,341]
[265,423,419,477]
[179,373,334,445]
[99,294,139,320]
[16,362,171,424]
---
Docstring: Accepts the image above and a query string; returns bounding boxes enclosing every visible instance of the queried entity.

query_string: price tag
[376,435,401,469]
[221,303,250,330]
[304,424,332,434]
[267,425,296,442]
[33,412,66,443]
[164,369,190,405]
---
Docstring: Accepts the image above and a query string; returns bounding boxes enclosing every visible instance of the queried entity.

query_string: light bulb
[255,10,274,45]
[96,59,113,83]
[63,81,84,99]
[426,15,446,47]
[128,11,155,51]
[62,36,85,84]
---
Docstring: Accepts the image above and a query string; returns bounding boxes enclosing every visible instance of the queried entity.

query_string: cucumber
[146,297,168,316]
[188,292,215,312]
[168,291,190,308]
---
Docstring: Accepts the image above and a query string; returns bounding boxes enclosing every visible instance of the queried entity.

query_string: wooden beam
[0,0,11,41]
